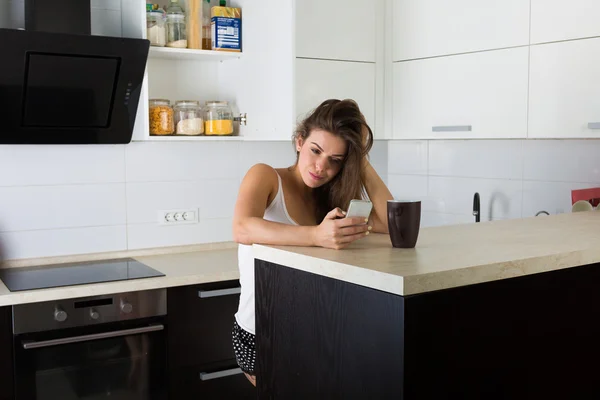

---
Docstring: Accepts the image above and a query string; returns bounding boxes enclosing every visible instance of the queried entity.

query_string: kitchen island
[253,211,600,399]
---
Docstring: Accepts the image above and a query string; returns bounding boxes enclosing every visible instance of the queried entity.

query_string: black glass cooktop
[0,258,165,292]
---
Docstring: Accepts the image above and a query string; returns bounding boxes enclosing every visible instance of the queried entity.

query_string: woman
[231,99,393,386]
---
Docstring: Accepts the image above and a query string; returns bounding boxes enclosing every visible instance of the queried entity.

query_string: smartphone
[345,199,373,221]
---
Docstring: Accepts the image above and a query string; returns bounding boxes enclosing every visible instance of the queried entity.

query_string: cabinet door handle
[588,122,600,130]
[198,287,241,298]
[432,125,472,132]
[199,367,243,381]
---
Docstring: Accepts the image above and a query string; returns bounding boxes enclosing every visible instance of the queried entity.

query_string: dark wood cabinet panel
[167,280,241,369]
[0,306,14,400]
[256,258,600,400]
[255,260,404,399]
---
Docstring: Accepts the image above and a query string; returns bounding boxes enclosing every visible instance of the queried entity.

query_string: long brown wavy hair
[293,99,373,223]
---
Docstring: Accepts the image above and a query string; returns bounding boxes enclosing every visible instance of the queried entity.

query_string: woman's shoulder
[243,163,280,190]
[243,164,281,206]
[245,163,278,179]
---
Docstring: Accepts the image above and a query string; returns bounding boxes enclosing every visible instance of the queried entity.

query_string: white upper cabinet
[295,0,377,62]
[392,0,529,61]
[295,59,376,128]
[129,0,295,141]
[218,0,294,141]
[529,38,600,139]
[393,47,529,139]
[531,0,600,44]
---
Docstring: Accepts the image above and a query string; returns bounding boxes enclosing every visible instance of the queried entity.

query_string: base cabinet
[169,364,255,399]
[167,280,256,399]
[0,307,14,400]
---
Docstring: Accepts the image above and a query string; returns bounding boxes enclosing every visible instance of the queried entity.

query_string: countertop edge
[253,245,405,296]
[254,244,600,296]
[403,248,597,295]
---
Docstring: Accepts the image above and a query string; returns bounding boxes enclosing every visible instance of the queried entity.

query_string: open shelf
[148,47,242,61]
[139,135,244,141]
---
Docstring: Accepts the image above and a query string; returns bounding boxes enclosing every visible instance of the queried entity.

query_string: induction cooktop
[0,258,165,292]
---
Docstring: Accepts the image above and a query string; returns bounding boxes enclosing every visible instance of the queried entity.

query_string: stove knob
[89,308,100,320]
[54,306,67,322]
[120,300,133,314]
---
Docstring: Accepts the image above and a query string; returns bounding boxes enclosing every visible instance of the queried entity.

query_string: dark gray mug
[387,200,421,248]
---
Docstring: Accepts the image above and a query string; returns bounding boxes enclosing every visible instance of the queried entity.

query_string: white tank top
[235,171,298,334]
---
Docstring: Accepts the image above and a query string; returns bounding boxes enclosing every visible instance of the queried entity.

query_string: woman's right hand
[312,208,371,250]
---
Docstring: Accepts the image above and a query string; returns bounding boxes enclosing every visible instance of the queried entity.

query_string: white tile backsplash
[200,179,240,219]
[238,141,296,178]
[388,138,600,227]
[522,180,600,218]
[0,145,125,186]
[0,226,127,260]
[523,140,600,183]
[421,212,474,228]
[2,135,597,260]
[125,142,240,182]
[388,174,428,200]
[0,184,126,232]
[429,140,523,179]
[427,176,522,221]
[368,141,389,184]
[388,141,428,175]
[126,179,239,225]
[126,181,206,224]
[0,136,388,260]
[127,218,233,250]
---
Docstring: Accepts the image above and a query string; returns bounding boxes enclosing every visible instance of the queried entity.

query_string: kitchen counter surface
[253,211,600,296]
[0,247,239,307]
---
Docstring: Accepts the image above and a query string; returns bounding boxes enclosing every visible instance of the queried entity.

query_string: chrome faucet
[473,192,480,223]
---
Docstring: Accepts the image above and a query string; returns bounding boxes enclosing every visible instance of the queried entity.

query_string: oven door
[13,317,167,400]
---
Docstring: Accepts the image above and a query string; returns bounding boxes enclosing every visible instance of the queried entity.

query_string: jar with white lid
[204,101,234,135]
[166,13,187,48]
[174,100,204,135]
[147,11,166,47]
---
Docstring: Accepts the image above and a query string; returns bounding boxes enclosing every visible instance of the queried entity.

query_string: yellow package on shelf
[211,6,242,52]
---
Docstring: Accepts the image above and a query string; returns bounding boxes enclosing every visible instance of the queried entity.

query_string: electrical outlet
[158,209,199,225]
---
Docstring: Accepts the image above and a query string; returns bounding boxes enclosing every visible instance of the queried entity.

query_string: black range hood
[0,0,150,145]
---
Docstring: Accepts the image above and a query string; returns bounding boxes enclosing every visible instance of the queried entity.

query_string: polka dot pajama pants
[232,321,256,375]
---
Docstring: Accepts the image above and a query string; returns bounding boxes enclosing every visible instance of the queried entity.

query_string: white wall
[388,139,600,227]
[0,141,388,260]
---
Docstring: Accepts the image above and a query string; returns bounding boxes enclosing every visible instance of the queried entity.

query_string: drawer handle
[588,122,600,130]
[198,287,241,298]
[200,367,243,381]
[432,125,472,132]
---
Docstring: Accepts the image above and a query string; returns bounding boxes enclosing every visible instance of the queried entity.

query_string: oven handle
[22,324,164,350]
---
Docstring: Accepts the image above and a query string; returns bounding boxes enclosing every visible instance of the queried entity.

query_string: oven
[12,289,167,400]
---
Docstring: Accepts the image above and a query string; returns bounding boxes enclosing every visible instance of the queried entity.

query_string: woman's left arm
[363,159,393,233]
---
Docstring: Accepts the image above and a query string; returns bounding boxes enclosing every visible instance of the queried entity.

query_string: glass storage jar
[204,101,234,135]
[174,100,204,135]
[166,13,187,48]
[149,99,174,135]
[146,11,166,47]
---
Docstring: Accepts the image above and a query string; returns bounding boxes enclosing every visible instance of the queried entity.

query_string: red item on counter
[571,188,600,208]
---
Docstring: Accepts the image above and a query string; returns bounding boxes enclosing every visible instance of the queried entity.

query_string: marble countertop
[253,212,600,296]
[0,247,239,307]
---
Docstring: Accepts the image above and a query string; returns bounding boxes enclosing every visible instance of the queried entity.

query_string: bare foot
[244,372,256,387]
